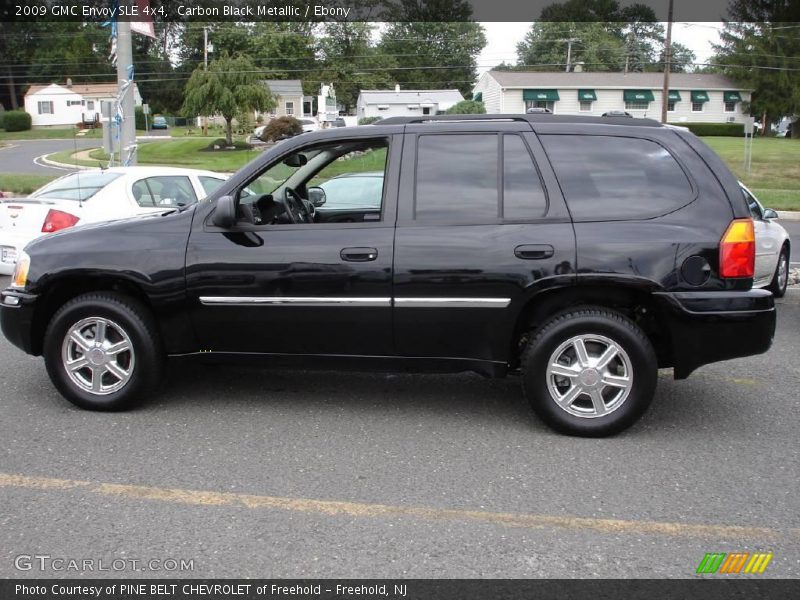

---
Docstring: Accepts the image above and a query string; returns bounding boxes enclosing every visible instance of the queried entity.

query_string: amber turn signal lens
[11,251,30,289]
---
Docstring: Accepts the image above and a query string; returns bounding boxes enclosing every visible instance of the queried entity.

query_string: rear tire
[767,246,789,298]
[43,292,164,411]
[521,307,657,437]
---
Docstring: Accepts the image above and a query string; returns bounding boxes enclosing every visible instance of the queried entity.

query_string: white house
[357,86,464,120]
[24,81,142,128]
[472,71,751,123]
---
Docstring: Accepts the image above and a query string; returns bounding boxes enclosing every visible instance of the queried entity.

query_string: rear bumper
[0,288,39,355]
[653,289,775,379]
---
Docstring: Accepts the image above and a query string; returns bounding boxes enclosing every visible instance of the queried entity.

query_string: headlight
[11,251,30,289]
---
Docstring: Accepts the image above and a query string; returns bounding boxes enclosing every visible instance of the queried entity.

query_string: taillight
[41,209,79,233]
[719,218,755,278]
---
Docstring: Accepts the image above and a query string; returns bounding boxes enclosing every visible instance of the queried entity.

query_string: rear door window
[132,176,198,208]
[540,135,693,221]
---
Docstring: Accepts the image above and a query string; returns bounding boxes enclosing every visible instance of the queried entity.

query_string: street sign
[743,116,755,135]
[142,104,150,115]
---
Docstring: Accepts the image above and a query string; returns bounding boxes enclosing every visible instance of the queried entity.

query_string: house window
[724,101,736,113]
[86,101,95,111]
[422,107,431,115]
[525,100,554,112]
[667,101,677,112]
[285,101,294,116]
[37,101,54,114]
[692,102,704,112]
[625,101,650,111]
[579,100,592,112]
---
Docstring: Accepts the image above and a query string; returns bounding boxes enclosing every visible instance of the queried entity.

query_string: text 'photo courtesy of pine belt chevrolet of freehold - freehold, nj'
[0,0,798,599]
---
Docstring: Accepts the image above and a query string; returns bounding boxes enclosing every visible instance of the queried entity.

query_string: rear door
[393,122,576,363]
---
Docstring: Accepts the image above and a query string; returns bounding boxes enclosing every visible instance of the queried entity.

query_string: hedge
[445,100,486,115]
[358,116,383,125]
[669,122,744,137]
[3,111,32,132]
[134,106,146,130]
[0,112,4,130]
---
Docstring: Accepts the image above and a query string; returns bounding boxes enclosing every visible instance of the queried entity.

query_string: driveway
[0,138,99,175]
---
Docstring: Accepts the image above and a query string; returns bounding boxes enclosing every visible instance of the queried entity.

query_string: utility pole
[116,7,136,165]
[559,38,580,72]
[660,0,674,124]
[202,26,208,136]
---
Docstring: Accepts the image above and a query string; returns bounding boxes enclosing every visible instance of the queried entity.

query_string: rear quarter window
[540,135,694,221]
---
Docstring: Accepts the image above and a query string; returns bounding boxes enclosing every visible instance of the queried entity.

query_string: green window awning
[523,89,560,102]
[691,90,710,103]
[668,90,682,101]
[623,90,655,102]
[578,89,597,101]
[723,91,742,103]
[472,92,482,102]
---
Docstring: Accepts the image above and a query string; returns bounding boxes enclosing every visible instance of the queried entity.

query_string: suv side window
[503,134,547,219]
[415,134,498,222]
[540,135,693,221]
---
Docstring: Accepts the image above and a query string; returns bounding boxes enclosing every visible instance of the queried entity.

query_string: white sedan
[742,183,791,297]
[0,166,227,274]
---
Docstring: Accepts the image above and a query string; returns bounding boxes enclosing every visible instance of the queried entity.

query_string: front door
[185,134,400,356]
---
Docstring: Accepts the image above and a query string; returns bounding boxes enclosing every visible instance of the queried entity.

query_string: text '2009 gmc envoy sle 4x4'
[0,114,776,436]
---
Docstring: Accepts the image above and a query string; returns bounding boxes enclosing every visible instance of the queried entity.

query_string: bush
[445,100,486,115]
[3,111,32,132]
[0,111,4,130]
[669,122,744,137]
[202,138,252,152]
[259,116,302,142]
[358,116,383,125]
[134,107,146,130]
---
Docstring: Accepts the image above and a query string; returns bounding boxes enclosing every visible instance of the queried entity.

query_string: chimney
[573,63,584,73]
[395,84,400,94]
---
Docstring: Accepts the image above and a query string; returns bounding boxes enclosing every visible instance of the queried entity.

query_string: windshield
[31,172,123,202]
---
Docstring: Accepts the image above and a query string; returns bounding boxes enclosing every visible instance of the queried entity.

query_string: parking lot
[0,275,798,579]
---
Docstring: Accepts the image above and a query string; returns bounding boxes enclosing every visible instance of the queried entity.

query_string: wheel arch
[509,280,673,370]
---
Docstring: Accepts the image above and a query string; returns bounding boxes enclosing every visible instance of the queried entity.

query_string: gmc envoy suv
[0,114,776,436]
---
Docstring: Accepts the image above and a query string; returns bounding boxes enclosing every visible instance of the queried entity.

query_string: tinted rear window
[540,135,693,221]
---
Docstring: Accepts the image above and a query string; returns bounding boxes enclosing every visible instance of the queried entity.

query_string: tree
[315,22,396,111]
[379,1,486,97]
[656,42,696,74]
[182,54,275,145]
[713,3,800,136]
[445,100,486,114]
[517,22,625,72]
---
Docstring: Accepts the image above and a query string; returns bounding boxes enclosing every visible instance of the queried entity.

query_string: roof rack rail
[375,113,663,127]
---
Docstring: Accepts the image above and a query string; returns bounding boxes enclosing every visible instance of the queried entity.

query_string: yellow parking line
[0,472,792,541]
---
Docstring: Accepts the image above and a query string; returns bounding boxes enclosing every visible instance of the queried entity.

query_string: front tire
[767,246,789,298]
[521,307,657,437]
[43,292,164,411]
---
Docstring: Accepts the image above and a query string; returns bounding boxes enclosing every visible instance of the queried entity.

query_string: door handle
[341,247,378,262]
[514,244,554,260]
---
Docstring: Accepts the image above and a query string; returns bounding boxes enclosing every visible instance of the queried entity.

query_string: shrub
[134,106,146,130]
[0,111,5,130]
[3,111,32,132]
[669,122,744,137]
[259,116,302,142]
[358,116,383,125]
[445,100,486,115]
[202,138,252,152]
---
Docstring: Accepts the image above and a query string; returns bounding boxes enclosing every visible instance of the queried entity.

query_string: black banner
[1,0,799,23]
[2,580,800,600]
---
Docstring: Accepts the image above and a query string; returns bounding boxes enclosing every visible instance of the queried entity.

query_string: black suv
[0,114,775,436]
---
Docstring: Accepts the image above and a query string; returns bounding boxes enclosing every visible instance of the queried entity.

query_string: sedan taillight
[41,209,80,233]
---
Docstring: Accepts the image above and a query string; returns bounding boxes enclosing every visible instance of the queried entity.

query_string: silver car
[742,183,791,297]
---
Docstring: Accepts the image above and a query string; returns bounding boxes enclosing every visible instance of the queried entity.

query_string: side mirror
[763,208,779,220]
[212,195,236,228]
[307,187,326,207]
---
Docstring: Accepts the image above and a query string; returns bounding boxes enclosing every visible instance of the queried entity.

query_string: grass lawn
[0,128,102,140]
[702,137,800,210]
[0,173,58,194]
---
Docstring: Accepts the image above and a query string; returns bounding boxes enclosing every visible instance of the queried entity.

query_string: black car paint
[0,116,775,380]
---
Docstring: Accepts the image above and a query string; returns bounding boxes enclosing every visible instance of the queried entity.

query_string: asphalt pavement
[0,276,798,579]
[780,220,800,265]
[0,138,100,175]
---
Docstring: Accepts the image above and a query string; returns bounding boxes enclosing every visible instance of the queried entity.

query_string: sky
[477,22,723,73]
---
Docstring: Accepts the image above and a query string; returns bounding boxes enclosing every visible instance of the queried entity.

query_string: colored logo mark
[696,552,773,574]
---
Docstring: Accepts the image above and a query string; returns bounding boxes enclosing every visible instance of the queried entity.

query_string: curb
[777,211,800,222]
[38,153,94,171]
